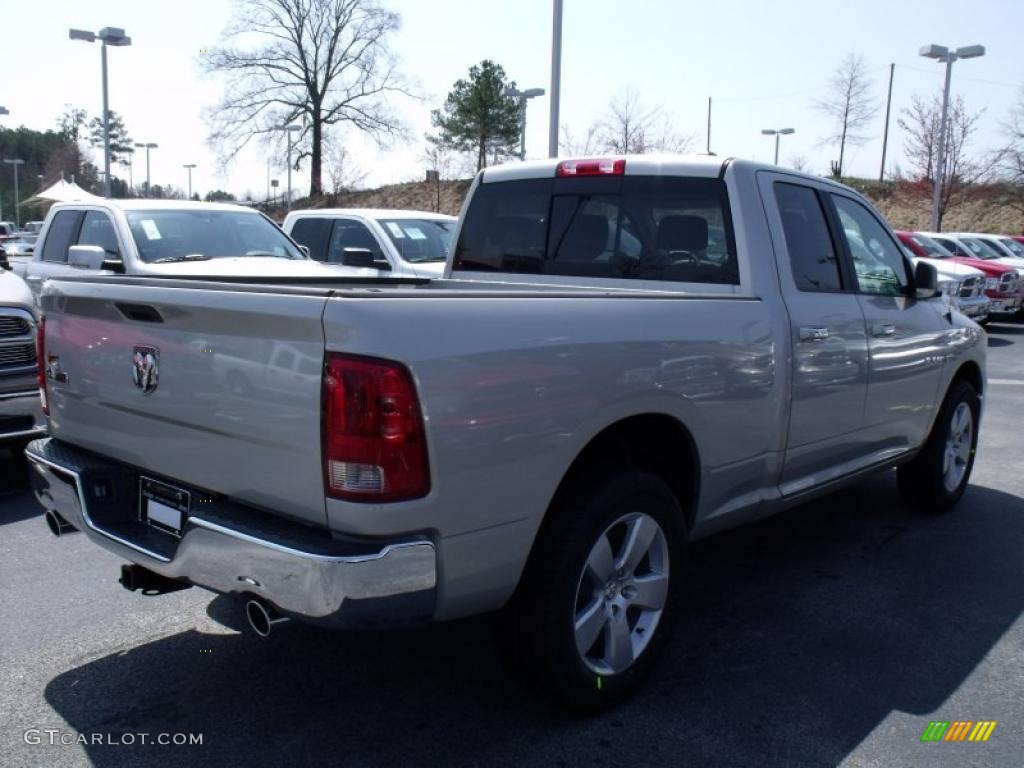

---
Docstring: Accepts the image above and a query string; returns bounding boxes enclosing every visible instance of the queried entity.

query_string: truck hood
[916,258,984,280]
[947,256,1017,277]
[0,269,35,308]
[136,257,341,278]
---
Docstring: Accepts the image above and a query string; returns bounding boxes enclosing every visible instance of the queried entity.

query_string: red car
[897,230,1022,316]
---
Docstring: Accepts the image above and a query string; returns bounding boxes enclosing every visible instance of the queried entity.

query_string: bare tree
[898,92,986,226]
[788,155,811,173]
[560,88,693,157]
[559,123,600,156]
[202,0,407,196]
[325,142,367,195]
[597,88,693,154]
[813,53,879,177]
[997,85,1024,216]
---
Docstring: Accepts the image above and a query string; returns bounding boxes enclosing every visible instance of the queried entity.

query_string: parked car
[918,232,1022,318]
[27,156,985,711]
[0,221,19,242]
[283,208,456,278]
[18,199,342,299]
[947,232,1024,275]
[24,221,45,235]
[0,269,45,450]
[992,235,1024,260]
[895,231,990,322]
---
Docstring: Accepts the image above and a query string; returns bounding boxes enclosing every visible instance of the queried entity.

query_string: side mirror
[298,245,310,258]
[67,245,107,270]
[342,247,392,271]
[913,259,939,299]
[0,253,10,270]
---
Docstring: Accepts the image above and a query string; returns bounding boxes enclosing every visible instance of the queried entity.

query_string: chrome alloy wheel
[573,512,670,676]
[943,402,973,493]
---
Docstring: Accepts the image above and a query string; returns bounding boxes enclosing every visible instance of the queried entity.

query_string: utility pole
[879,63,894,183]
[548,0,563,158]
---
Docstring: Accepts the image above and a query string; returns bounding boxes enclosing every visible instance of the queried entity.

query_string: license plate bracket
[139,476,190,537]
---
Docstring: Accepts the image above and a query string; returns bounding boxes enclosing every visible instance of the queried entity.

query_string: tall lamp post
[0,108,8,221]
[69,27,132,199]
[548,0,563,158]
[283,124,301,210]
[2,158,24,227]
[134,142,158,196]
[761,128,795,166]
[183,164,196,200]
[506,87,546,160]
[919,43,985,231]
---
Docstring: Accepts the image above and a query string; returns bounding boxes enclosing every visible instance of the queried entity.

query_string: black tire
[505,470,685,712]
[898,379,979,513]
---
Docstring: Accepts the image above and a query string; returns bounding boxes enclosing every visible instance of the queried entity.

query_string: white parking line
[989,378,1024,386]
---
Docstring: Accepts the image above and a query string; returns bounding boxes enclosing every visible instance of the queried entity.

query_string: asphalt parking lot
[1,321,1022,768]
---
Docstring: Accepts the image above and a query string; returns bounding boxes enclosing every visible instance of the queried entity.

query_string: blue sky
[3,0,1021,198]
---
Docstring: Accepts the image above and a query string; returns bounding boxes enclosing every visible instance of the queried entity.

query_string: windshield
[126,210,303,263]
[997,237,1024,258]
[376,218,454,263]
[959,237,1004,260]
[910,234,952,258]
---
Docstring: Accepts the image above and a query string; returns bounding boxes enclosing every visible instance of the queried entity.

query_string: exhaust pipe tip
[45,509,77,537]
[245,599,289,638]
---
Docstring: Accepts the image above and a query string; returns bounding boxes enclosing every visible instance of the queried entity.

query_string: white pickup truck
[26,155,986,710]
[283,208,456,278]
[14,199,338,296]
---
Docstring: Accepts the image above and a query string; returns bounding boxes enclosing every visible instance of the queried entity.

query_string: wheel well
[548,414,700,532]
[952,361,983,396]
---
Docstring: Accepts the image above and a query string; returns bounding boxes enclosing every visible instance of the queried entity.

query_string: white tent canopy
[20,179,103,206]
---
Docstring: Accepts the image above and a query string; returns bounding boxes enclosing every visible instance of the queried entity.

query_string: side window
[831,195,908,296]
[773,182,843,292]
[327,221,383,264]
[289,218,331,261]
[41,211,83,263]
[77,211,120,254]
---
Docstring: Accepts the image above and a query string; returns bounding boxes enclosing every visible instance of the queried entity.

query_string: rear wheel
[506,470,685,711]
[898,379,979,513]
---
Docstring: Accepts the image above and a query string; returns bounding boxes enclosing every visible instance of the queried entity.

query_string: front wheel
[898,379,980,513]
[506,470,685,711]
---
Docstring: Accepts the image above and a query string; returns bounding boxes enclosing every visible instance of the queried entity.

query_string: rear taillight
[37,316,48,416]
[556,158,626,177]
[322,353,429,502]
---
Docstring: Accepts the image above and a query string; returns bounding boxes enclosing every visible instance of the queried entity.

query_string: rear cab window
[454,175,738,285]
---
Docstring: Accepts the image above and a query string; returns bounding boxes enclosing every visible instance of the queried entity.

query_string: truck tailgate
[41,280,329,526]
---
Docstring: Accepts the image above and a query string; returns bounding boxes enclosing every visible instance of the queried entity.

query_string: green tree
[88,111,135,165]
[56,106,88,142]
[430,60,521,172]
[205,189,236,201]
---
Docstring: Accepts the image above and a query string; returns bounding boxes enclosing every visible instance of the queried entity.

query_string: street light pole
[183,164,196,200]
[548,0,563,158]
[70,27,131,198]
[761,128,795,165]
[284,124,301,210]
[3,159,24,227]
[919,43,985,231]
[0,108,8,221]
[506,87,546,160]
[134,142,157,196]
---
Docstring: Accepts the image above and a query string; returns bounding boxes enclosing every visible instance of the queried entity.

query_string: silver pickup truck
[26,156,986,710]
[0,269,45,447]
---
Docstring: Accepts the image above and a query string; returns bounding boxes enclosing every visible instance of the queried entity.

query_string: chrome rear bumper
[25,438,437,627]
[0,389,46,443]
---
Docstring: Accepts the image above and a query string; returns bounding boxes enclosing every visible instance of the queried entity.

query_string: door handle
[872,323,896,337]
[799,326,830,341]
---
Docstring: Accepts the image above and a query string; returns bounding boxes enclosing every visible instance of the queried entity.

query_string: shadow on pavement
[0,448,39,525]
[41,473,1024,768]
